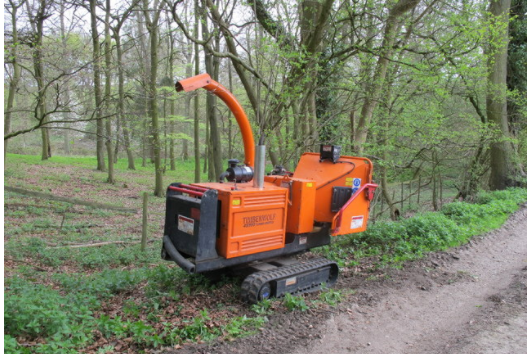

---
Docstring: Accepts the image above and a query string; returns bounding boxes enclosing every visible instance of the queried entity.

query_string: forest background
[4,0,527,216]
[3,0,528,352]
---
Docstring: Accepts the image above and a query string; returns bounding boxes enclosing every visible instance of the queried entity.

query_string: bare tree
[26,0,54,160]
[103,0,115,183]
[110,0,139,170]
[142,0,165,196]
[4,0,26,160]
[89,0,106,170]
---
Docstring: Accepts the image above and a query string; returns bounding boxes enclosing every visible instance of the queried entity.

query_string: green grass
[319,188,526,267]
[5,153,208,183]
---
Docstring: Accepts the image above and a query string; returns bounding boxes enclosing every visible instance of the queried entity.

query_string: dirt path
[166,206,527,354]
[290,206,527,354]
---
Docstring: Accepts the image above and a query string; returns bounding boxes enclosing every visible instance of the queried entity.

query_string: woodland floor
[162,205,527,354]
[4,157,527,353]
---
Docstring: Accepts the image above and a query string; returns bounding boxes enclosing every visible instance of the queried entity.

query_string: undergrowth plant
[319,188,526,267]
[283,293,309,311]
[4,277,97,353]
[318,287,344,307]
[5,273,266,352]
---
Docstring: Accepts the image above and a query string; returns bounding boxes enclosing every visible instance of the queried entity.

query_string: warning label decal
[285,277,297,286]
[178,215,195,235]
[350,215,364,229]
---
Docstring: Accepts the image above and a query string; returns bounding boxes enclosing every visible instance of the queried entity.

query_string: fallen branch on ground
[5,257,48,272]
[5,186,138,214]
[46,239,156,249]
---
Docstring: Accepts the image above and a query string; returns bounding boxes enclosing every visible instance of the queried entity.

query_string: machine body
[162,74,377,303]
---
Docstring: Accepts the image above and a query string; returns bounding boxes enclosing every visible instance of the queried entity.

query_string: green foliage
[54,268,146,299]
[167,309,219,343]
[442,188,526,234]
[5,269,264,351]
[144,265,185,299]
[4,277,97,351]
[96,315,162,347]
[475,187,527,205]
[321,188,526,266]
[96,310,265,348]
[222,315,267,340]
[4,335,30,354]
[283,293,309,311]
[75,244,157,269]
[97,315,129,338]
[251,298,273,315]
[318,287,343,307]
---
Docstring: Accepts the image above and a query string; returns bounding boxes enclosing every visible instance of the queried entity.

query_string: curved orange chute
[176,73,255,168]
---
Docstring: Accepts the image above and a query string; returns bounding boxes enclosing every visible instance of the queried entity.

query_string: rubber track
[240,257,338,304]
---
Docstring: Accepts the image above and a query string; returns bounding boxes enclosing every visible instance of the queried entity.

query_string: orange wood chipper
[162,73,378,303]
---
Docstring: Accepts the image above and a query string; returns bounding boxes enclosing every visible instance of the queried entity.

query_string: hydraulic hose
[218,171,229,183]
[163,235,196,273]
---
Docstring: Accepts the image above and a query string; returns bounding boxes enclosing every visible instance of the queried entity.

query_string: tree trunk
[300,0,322,151]
[378,67,400,220]
[181,13,192,162]
[142,0,164,197]
[487,0,514,190]
[90,0,105,171]
[228,60,234,158]
[506,0,527,174]
[206,0,263,119]
[180,8,192,166]
[137,10,150,169]
[104,0,115,184]
[5,0,22,161]
[202,7,223,179]
[193,0,201,182]
[163,97,168,169]
[107,2,136,169]
[168,20,177,170]
[60,1,71,156]
[115,33,135,170]
[27,0,52,161]
[113,115,120,163]
[142,119,147,167]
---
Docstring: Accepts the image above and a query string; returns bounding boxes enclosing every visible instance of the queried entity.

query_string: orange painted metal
[293,153,376,235]
[175,74,255,168]
[193,182,288,259]
[264,175,316,234]
[330,183,378,236]
[175,73,212,93]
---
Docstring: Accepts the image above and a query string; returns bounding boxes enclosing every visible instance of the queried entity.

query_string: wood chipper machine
[161,73,377,303]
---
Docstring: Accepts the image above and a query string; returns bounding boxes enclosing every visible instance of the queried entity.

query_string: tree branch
[247,0,296,49]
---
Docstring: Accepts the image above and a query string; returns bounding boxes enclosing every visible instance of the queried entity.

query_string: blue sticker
[353,178,361,187]
[352,187,358,194]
